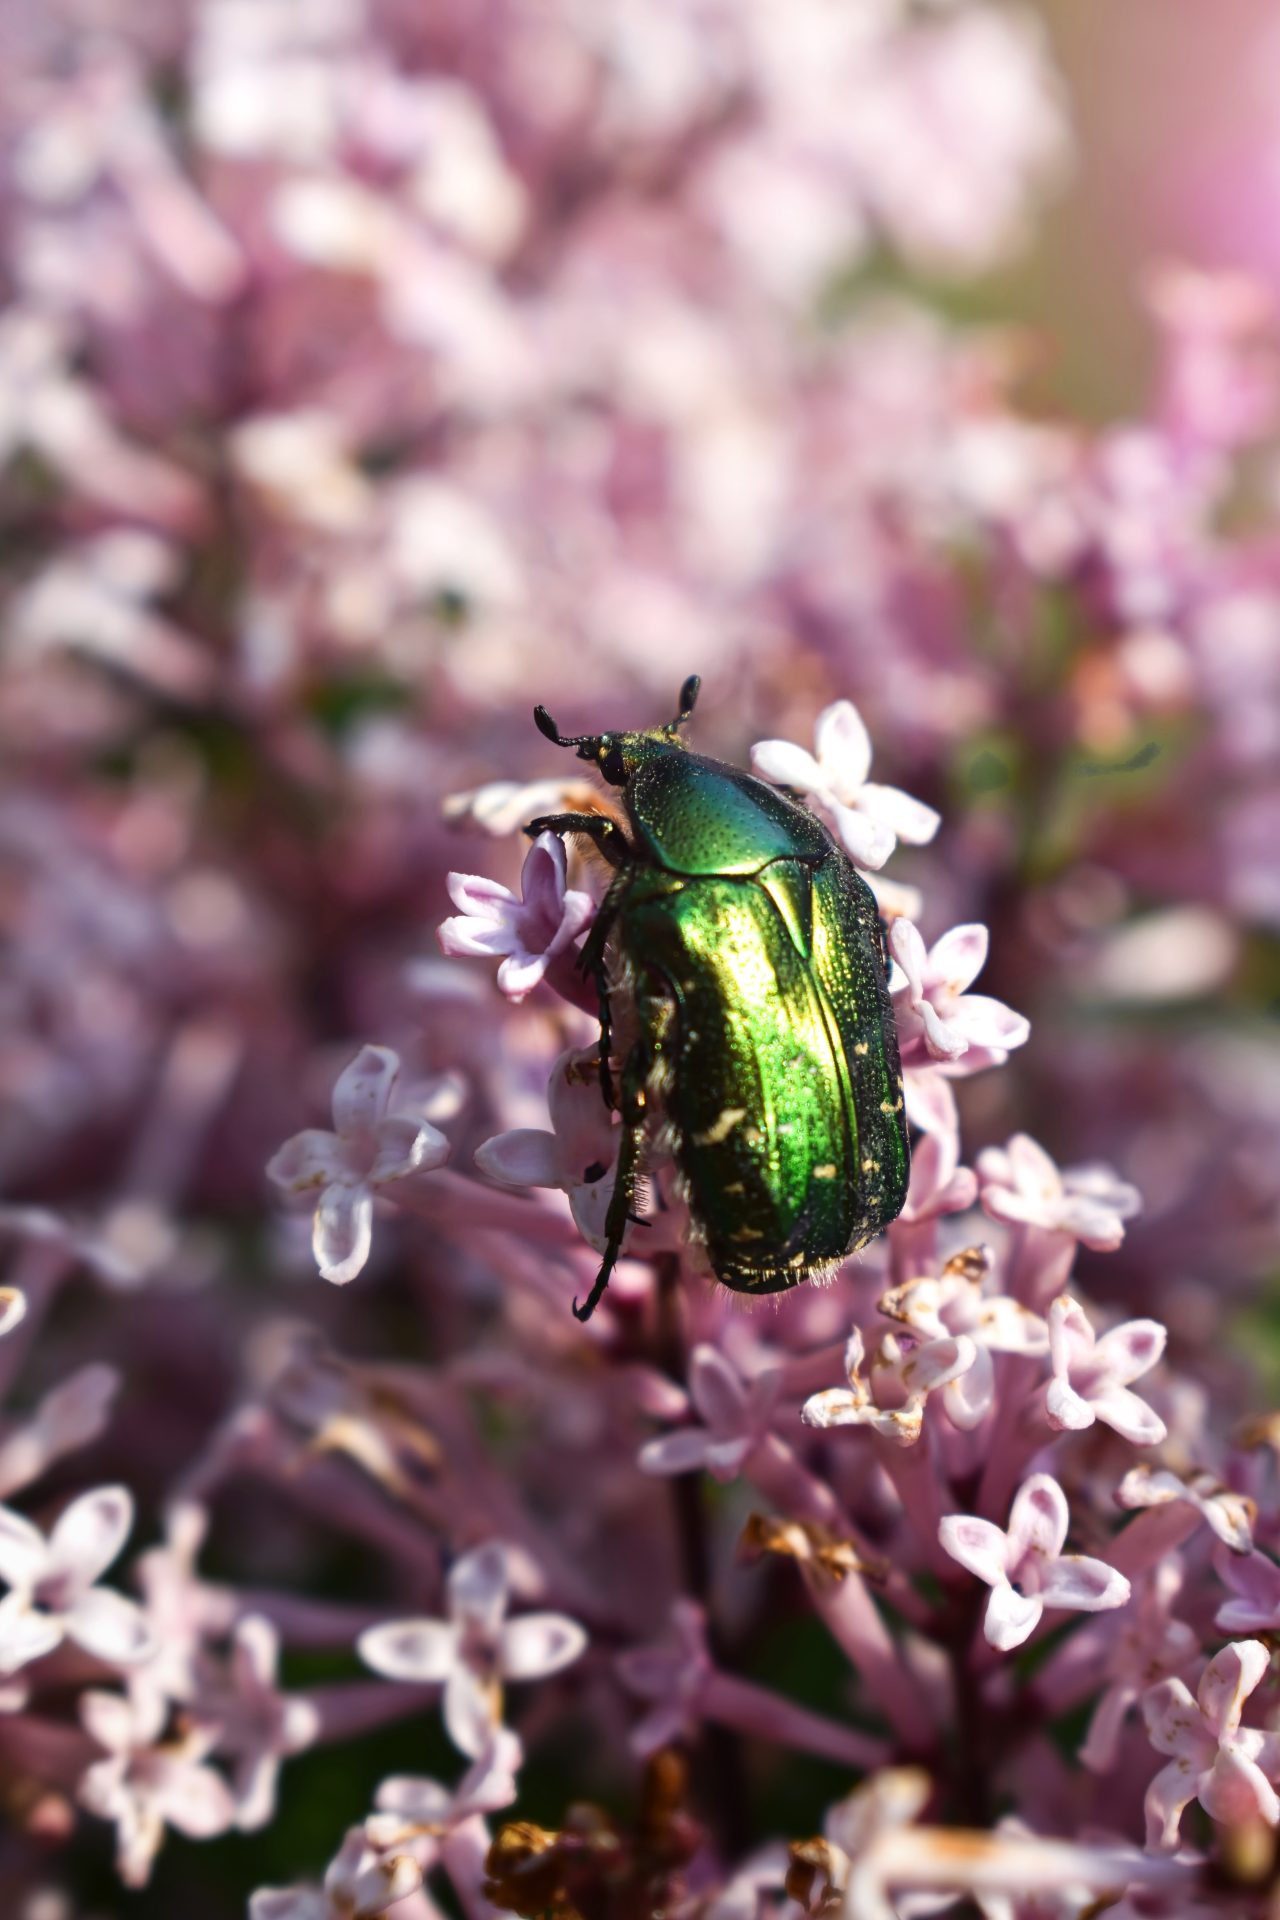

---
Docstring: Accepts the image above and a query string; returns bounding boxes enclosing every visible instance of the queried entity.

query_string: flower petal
[903,1067,958,1137]
[814,701,873,795]
[945,994,1030,1051]
[749,739,824,795]
[1094,1318,1166,1387]
[1037,1554,1130,1614]
[46,1484,133,1591]
[1198,1638,1269,1740]
[358,1617,458,1683]
[331,1044,400,1147]
[474,1128,563,1189]
[0,1289,26,1338]
[688,1345,749,1434]
[984,1581,1043,1651]
[638,1430,716,1476]
[829,800,894,870]
[66,1587,155,1666]
[925,923,989,993]
[500,1612,587,1681]
[857,782,940,845]
[1142,1676,1210,1759]
[1045,1378,1095,1432]
[369,1116,449,1184]
[1144,1758,1200,1852]
[449,1542,509,1634]
[161,1761,238,1838]
[444,870,516,924]
[265,1129,352,1194]
[1088,1384,1167,1446]
[437,913,517,960]
[312,1181,373,1286]
[443,1664,497,1760]
[1007,1474,1069,1562]
[1200,1749,1280,1830]
[938,1515,1008,1587]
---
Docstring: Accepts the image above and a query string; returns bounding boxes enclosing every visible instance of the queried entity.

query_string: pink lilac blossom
[79,1684,237,1888]
[1142,1640,1280,1850]
[249,1826,424,1920]
[1044,1295,1168,1445]
[437,830,596,1002]
[357,1543,586,1759]
[939,1474,1131,1651]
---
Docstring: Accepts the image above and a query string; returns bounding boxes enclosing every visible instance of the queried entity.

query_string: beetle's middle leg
[573,1037,650,1323]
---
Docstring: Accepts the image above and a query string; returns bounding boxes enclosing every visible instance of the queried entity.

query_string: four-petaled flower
[880,1249,1047,1430]
[475,1046,627,1255]
[1142,1640,1280,1850]
[357,1542,586,1758]
[639,1345,780,1482]
[0,1485,154,1675]
[1119,1465,1254,1555]
[977,1134,1141,1251]
[889,920,1030,1066]
[438,830,596,1001]
[202,1615,321,1831]
[939,1474,1131,1651]
[365,1727,522,1850]
[750,700,939,870]
[802,1324,976,1447]
[1045,1296,1167,1446]
[267,1045,450,1285]
[79,1685,237,1888]
[249,1825,424,1920]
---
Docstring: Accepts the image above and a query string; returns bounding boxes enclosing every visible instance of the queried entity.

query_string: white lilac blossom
[1045,1296,1168,1445]
[977,1135,1142,1250]
[802,1324,976,1446]
[475,1046,624,1254]
[357,1543,586,1759]
[249,1826,424,1920]
[0,1486,153,1675]
[266,1045,450,1286]
[880,1251,1048,1430]
[939,1474,1131,1651]
[750,701,939,870]
[1117,1464,1254,1555]
[437,830,596,1001]
[79,1685,237,1888]
[1142,1640,1280,1850]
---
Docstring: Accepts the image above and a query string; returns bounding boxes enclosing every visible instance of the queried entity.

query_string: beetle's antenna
[670,673,701,732]
[533,705,568,746]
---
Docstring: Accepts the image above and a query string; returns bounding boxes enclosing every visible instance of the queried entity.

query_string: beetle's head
[533,674,700,786]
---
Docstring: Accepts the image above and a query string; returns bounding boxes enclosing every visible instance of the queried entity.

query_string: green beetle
[527,676,909,1320]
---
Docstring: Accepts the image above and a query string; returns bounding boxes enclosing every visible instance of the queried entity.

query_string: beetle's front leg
[525,811,631,869]
[573,1040,649,1322]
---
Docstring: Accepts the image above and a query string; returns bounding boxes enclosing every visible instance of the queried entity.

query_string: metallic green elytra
[527,676,910,1321]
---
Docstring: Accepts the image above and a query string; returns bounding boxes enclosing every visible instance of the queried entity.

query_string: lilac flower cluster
[1,0,1279,1915]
